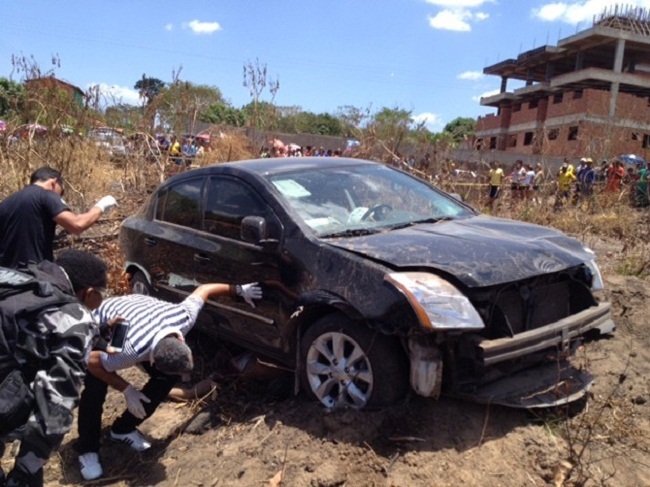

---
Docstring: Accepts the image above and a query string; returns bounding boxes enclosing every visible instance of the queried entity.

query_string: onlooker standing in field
[532,163,545,204]
[523,164,536,202]
[510,160,526,207]
[555,163,575,208]
[635,161,649,207]
[487,161,504,212]
[605,160,626,192]
[0,167,117,269]
[578,158,596,199]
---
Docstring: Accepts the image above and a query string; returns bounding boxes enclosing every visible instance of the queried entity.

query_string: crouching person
[75,281,263,480]
[0,250,108,487]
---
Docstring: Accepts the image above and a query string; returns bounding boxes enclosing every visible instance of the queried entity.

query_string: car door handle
[194,253,211,263]
[144,237,157,246]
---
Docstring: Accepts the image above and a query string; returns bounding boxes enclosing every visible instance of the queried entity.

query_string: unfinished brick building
[475,6,650,162]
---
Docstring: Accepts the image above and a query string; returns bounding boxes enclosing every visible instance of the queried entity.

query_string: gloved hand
[94,195,117,214]
[122,385,151,419]
[236,282,263,308]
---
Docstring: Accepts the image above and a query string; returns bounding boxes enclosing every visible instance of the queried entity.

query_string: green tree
[0,77,25,119]
[443,116,475,145]
[105,103,143,131]
[201,101,245,127]
[134,75,165,106]
[156,82,225,134]
[367,106,413,155]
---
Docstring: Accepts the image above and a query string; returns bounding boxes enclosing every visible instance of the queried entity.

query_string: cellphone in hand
[109,321,130,352]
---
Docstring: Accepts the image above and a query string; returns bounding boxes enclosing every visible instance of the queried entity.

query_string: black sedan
[119,157,615,409]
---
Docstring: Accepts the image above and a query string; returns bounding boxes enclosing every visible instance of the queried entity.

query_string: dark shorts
[489,185,500,199]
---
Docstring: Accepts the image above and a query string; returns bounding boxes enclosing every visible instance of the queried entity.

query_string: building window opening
[548,128,559,140]
[523,132,534,146]
[573,89,583,99]
[553,93,563,104]
[508,134,517,147]
[568,126,579,140]
[529,99,538,109]
[643,134,650,149]
[632,132,640,141]
[489,137,497,149]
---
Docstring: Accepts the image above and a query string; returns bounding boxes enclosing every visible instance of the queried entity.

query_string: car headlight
[584,259,604,291]
[582,247,604,291]
[385,272,485,331]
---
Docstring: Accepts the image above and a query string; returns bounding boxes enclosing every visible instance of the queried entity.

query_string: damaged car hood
[327,215,592,287]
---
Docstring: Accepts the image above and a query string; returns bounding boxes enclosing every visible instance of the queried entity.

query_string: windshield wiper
[322,227,382,238]
[389,217,453,230]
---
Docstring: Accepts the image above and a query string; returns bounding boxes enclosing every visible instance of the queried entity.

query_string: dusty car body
[119,157,614,409]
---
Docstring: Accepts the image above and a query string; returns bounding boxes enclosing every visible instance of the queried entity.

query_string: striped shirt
[93,294,204,372]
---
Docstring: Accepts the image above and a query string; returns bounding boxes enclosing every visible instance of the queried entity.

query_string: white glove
[94,195,117,214]
[236,282,262,308]
[122,385,151,419]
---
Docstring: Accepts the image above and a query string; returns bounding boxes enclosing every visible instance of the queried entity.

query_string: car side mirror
[241,216,279,247]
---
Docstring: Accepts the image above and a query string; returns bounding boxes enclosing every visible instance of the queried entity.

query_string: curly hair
[55,249,108,292]
[152,336,194,375]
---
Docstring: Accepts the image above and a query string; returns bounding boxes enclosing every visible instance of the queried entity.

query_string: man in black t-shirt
[0,167,117,268]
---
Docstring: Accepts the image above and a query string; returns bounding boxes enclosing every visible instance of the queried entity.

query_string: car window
[156,178,203,229]
[204,177,267,240]
[269,164,475,237]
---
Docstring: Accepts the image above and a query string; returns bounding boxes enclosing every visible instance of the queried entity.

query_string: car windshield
[267,163,476,237]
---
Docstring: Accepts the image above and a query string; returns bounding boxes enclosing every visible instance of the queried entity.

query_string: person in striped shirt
[74,281,262,481]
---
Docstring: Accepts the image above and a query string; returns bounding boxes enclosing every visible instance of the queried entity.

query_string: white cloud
[457,70,485,80]
[532,0,650,24]
[164,23,173,31]
[183,19,221,35]
[413,112,443,131]
[89,83,141,106]
[472,88,500,102]
[429,9,472,31]
[426,0,491,6]
[427,1,491,32]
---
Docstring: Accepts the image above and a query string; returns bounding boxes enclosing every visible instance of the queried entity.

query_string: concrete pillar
[609,38,626,119]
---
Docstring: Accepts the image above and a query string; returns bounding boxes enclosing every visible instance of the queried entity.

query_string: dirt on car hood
[328,215,593,287]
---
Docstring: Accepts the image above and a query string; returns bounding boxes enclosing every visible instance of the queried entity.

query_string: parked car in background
[119,157,615,410]
[88,127,128,161]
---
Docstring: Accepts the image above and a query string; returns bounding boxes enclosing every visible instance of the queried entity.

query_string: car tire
[300,314,408,409]
[130,270,152,296]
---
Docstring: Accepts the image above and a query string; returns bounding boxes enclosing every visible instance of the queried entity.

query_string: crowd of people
[486,156,650,211]
[0,167,261,486]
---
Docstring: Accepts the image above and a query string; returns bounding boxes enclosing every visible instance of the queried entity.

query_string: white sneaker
[79,452,103,480]
[109,429,151,451]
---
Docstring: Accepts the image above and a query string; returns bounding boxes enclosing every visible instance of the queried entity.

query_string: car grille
[474,269,596,339]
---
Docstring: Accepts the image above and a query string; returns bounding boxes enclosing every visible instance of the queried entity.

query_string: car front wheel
[130,270,152,296]
[300,314,408,409]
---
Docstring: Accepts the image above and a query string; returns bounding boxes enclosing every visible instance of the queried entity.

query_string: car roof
[206,157,378,176]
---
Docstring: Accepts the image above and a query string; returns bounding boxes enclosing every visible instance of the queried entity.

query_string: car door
[193,174,288,354]
[146,176,206,301]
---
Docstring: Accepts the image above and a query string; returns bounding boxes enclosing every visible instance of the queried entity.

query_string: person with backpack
[0,249,109,487]
[0,166,117,269]
[74,281,263,481]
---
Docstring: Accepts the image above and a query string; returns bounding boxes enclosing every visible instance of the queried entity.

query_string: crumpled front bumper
[474,302,614,366]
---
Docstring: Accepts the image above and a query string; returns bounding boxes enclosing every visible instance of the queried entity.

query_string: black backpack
[0,261,79,436]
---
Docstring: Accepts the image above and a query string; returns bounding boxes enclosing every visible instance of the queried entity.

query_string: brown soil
[4,208,650,487]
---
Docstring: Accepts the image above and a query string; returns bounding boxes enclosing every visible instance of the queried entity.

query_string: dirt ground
[3,224,650,487]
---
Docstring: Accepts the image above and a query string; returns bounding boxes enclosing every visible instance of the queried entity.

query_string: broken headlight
[582,247,604,291]
[385,272,485,331]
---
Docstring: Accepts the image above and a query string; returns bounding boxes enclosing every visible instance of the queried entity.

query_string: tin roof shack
[475,6,650,161]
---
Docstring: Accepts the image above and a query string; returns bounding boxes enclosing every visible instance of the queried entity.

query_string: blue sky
[2,0,649,131]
